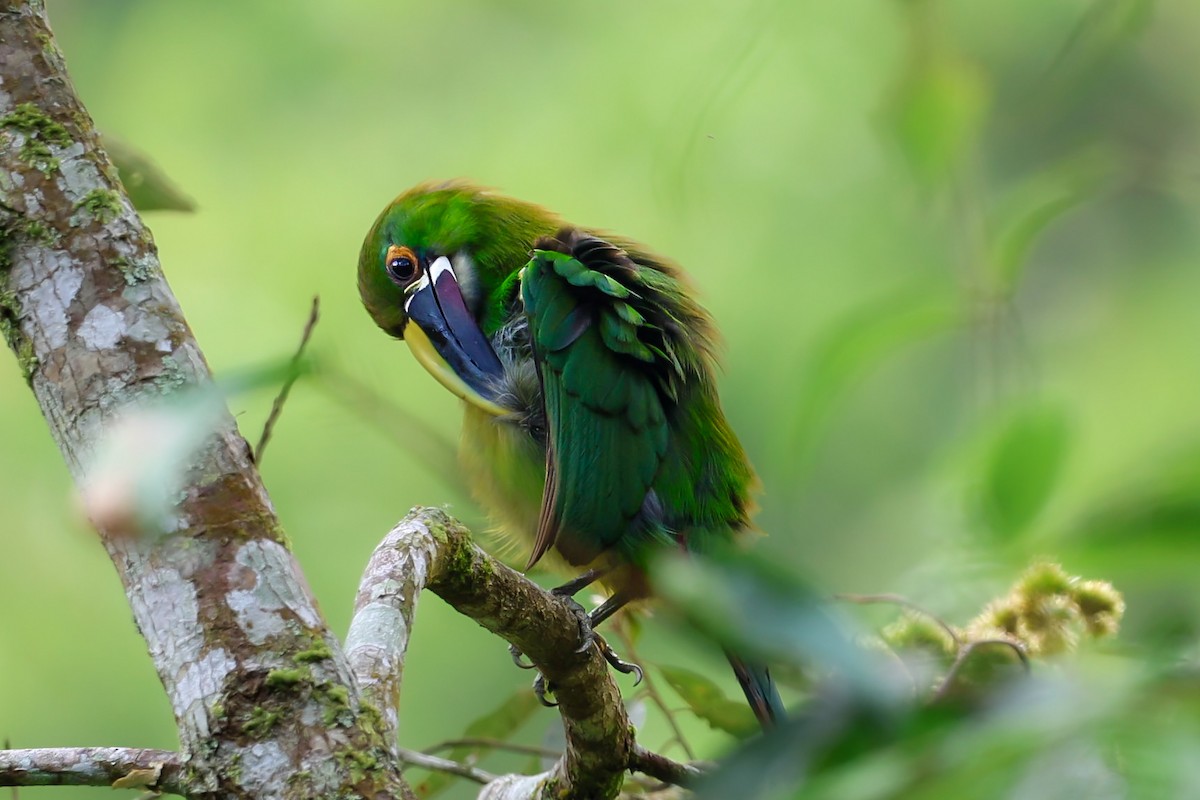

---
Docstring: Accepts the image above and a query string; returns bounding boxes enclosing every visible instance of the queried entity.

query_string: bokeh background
[2,0,1199,797]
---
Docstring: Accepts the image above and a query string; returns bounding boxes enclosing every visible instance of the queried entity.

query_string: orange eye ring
[385,244,420,284]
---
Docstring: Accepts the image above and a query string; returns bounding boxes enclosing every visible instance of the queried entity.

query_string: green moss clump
[0,287,37,385]
[1,102,71,175]
[315,683,352,727]
[76,188,123,225]
[293,641,334,664]
[334,747,379,784]
[22,220,58,246]
[240,706,281,738]
[265,667,308,689]
[356,700,385,738]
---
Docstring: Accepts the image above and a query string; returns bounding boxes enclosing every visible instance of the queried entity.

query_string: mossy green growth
[293,641,334,664]
[356,700,385,738]
[22,219,58,246]
[265,667,308,689]
[76,188,123,225]
[0,286,37,385]
[226,753,243,784]
[1,102,71,175]
[315,683,352,727]
[334,747,379,784]
[241,706,281,738]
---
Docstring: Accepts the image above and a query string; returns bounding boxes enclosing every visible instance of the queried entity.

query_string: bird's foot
[509,643,536,670]
[594,633,644,685]
[550,567,607,599]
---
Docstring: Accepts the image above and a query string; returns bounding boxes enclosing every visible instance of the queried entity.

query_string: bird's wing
[520,230,685,568]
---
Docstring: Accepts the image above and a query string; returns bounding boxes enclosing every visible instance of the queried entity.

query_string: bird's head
[358,180,559,413]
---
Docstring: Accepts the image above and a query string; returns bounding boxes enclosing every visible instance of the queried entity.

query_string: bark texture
[0,3,410,797]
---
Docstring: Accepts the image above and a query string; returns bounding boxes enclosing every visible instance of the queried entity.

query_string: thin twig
[628,746,704,788]
[834,592,963,647]
[316,363,465,496]
[396,746,498,786]
[255,295,320,462]
[613,621,696,760]
[933,638,1031,702]
[423,738,561,760]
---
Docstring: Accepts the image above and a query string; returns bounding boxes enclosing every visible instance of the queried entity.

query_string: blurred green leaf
[885,53,989,184]
[1078,444,1200,542]
[658,664,759,739]
[103,134,196,212]
[975,404,1071,542]
[1058,444,1200,585]
[415,688,539,798]
[1045,0,1154,93]
[790,293,960,470]
[652,549,899,708]
[989,148,1116,294]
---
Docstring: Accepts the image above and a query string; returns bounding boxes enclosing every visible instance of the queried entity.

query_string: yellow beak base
[405,323,509,417]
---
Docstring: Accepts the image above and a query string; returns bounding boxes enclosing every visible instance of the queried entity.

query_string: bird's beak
[404,256,508,416]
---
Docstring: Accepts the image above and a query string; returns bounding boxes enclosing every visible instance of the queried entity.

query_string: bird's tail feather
[726,651,785,730]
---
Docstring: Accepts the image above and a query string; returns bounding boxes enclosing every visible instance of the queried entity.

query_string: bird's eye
[384,245,420,284]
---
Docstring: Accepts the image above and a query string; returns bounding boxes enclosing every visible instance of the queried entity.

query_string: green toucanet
[357,180,784,728]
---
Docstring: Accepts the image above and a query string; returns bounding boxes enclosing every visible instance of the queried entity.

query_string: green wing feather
[520,233,680,567]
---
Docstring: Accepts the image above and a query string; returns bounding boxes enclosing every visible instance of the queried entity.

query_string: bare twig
[0,748,184,795]
[255,295,320,462]
[316,364,465,496]
[834,592,963,647]
[397,747,498,785]
[628,746,704,788]
[613,621,695,760]
[424,738,561,760]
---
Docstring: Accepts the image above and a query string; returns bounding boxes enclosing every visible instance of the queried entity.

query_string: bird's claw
[533,673,558,707]
[509,643,536,670]
[595,633,644,686]
[509,591,641,708]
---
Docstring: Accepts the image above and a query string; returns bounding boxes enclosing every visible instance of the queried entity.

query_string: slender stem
[628,746,704,788]
[396,747,497,786]
[613,621,696,760]
[255,295,320,462]
[934,638,1031,701]
[424,738,561,760]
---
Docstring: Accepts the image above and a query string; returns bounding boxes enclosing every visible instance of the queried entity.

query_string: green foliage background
[2,0,1199,797]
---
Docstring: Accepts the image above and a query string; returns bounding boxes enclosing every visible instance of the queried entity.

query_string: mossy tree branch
[349,507,660,799]
[0,2,410,797]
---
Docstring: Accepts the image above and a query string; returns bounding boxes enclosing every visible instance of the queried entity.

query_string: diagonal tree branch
[348,507,700,799]
[0,2,410,797]
[0,748,184,794]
